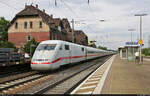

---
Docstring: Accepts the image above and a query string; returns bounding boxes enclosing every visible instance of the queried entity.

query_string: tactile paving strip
[71,55,116,94]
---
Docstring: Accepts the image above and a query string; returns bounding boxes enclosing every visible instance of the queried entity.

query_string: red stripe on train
[31,62,51,64]
[31,54,99,64]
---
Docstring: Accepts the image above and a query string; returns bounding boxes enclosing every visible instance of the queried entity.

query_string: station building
[119,42,140,60]
[7,4,88,48]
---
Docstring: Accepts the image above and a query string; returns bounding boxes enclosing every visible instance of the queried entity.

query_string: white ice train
[31,40,112,71]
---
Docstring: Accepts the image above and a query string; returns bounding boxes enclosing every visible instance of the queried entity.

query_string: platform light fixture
[135,13,147,63]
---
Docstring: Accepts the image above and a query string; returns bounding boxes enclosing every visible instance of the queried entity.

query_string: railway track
[0,63,31,78]
[0,73,53,94]
[0,55,111,94]
[33,55,111,94]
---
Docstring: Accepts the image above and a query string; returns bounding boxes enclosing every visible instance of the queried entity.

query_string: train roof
[40,40,108,52]
[40,40,63,44]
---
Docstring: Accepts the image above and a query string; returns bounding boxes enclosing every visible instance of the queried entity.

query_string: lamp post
[71,19,75,43]
[128,29,135,43]
[135,14,147,63]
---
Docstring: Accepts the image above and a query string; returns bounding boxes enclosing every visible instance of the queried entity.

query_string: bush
[97,45,107,50]
[0,41,15,48]
[142,48,150,56]
[21,38,39,56]
[0,41,18,51]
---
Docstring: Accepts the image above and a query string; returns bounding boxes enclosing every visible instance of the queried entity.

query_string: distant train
[31,40,113,71]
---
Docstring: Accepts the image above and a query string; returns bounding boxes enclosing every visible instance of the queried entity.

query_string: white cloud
[0,0,150,49]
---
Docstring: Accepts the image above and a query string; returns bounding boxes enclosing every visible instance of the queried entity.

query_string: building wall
[67,31,72,42]
[8,16,50,47]
[8,16,50,33]
[8,32,50,48]
[74,31,88,46]
[8,15,88,48]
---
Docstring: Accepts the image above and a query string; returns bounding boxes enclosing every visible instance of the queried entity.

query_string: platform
[101,55,150,94]
[71,54,150,94]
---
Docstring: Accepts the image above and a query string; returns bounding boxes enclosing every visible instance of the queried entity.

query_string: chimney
[35,4,38,8]
[25,4,27,8]
[43,9,45,13]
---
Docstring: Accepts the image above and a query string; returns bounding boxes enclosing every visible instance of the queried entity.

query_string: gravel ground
[45,60,104,94]
[0,71,38,84]
[18,56,109,94]
[0,63,31,77]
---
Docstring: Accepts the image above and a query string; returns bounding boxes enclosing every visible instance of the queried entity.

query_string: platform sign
[138,39,143,45]
[125,42,138,45]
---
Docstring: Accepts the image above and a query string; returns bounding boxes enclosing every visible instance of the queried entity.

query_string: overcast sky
[0,0,150,50]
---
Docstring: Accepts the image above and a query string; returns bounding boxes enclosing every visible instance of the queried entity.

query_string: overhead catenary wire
[60,0,79,18]
[0,1,20,11]
[59,0,111,47]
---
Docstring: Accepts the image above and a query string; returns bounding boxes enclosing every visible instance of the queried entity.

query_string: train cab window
[37,44,56,51]
[82,48,84,52]
[65,45,69,50]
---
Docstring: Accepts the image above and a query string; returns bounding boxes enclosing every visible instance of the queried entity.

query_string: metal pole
[139,16,142,63]
[135,14,147,63]
[72,19,75,43]
[30,45,31,58]
[131,31,133,58]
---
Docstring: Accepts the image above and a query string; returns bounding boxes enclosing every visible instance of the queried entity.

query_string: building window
[15,22,18,29]
[39,21,42,28]
[26,35,31,41]
[24,22,27,29]
[30,21,33,28]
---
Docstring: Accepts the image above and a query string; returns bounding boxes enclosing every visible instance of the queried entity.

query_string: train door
[85,48,88,60]
[64,44,71,64]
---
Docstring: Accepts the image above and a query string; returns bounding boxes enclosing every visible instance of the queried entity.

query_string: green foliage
[0,17,9,41]
[97,45,107,50]
[0,41,17,51]
[142,48,150,56]
[91,44,97,48]
[21,38,39,55]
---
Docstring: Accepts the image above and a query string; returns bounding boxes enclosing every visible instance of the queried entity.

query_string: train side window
[65,45,69,50]
[82,48,84,52]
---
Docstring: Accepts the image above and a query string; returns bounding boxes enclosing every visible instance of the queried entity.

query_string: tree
[142,48,150,56]
[0,41,15,48]
[0,41,18,51]
[97,45,107,50]
[0,17,9,41]
[21,38,39,55]
[91,43,97,48]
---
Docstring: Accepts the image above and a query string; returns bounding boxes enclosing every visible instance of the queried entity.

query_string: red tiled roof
[8,5,53,28]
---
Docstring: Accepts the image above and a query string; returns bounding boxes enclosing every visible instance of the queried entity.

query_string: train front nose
[31,51,54,71]
[31,62,52,71]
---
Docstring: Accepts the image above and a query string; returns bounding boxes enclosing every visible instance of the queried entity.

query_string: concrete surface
[101,54,150,94]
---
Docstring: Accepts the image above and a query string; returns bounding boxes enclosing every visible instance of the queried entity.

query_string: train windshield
[36,44,56,51]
